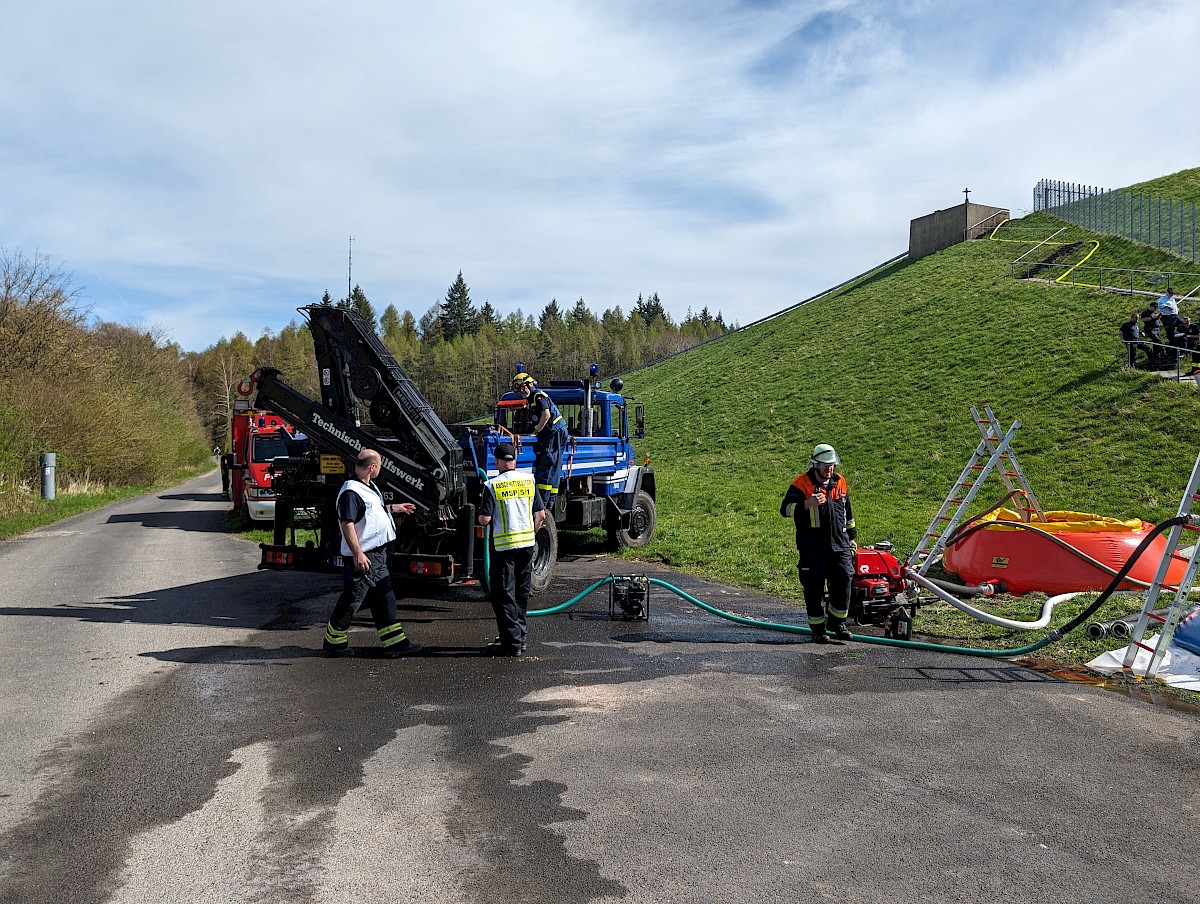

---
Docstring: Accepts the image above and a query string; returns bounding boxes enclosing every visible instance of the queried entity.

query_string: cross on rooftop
[963,187,971,203]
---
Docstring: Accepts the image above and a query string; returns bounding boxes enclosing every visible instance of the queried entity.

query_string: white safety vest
[486,471,538,551]
[338,479,396,555]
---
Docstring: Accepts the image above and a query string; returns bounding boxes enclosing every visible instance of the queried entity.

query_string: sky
[3,0,1197,352]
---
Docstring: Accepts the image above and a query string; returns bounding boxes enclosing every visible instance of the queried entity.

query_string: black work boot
[381,638,422,658]
[830,620,853,641]
[484,637,525,656]
[809,630,830,645]
[322,642,354,658]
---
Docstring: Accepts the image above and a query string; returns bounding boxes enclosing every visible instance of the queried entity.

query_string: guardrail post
[40,452,56,501]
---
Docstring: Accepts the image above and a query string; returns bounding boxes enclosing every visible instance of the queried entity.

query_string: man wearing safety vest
[511,371,569,509]
[322,448,420,658]
[478,442,546,656]
[781,443,858,644]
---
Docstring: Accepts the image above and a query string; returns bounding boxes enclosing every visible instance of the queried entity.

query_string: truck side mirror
[634,403,645,439]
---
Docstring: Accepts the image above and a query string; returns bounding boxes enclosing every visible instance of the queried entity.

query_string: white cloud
[1,0,1197,350]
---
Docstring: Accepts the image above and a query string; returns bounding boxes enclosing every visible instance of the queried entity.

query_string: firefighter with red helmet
[781,443,858,643]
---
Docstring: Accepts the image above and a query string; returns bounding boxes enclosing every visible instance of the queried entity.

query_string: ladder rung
[1135,640,1156,652]
[1149,613,1167,623]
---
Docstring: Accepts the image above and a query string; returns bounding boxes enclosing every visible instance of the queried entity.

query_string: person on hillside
[781,444,858,644]
[478,442,546,656]
[512,371,570,509]
[1181,315,1200,367]
[322,448,420,658]
[1158,289,1180,343]
[1140,302,1165,366]
[1119,312,1145,368]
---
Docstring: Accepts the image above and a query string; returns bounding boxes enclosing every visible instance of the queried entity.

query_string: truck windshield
[252,434,290,463]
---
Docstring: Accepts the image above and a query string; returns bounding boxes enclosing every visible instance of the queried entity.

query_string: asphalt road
[1,468,1199,903]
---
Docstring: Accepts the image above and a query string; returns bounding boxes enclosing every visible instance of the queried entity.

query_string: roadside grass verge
[0,462,217,541]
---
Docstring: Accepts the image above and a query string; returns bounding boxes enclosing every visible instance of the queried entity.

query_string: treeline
[0,249,211,513]
[190,272,734,447]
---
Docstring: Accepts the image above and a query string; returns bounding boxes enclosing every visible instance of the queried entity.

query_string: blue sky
[3,0,1196,351]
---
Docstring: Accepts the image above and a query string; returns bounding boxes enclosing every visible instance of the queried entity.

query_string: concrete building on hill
[909,201,1009,261]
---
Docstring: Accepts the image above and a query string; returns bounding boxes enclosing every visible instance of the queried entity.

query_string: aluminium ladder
[1120,451,1200,678]
[907,406,1044,577]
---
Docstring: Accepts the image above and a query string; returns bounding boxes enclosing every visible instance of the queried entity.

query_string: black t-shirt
[337,479,373,523]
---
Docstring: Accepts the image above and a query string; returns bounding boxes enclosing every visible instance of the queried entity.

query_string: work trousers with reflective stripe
[534,426,568,508]
[490,545,535,649]
[797,548,853,633]
[324,546,407,649]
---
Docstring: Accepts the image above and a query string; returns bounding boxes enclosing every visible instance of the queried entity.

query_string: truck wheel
[530,517,558,593]
[237,503,252,530]
[612,490,656,548]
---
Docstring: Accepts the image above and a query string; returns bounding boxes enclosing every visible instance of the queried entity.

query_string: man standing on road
[478,442,545,656]
[512,372,570,509]
[781,443,858,644]
[322,448,420,658]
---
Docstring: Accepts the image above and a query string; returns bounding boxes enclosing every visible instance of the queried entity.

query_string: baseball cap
[494,442,517,461]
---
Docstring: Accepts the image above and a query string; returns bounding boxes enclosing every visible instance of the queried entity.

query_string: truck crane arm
[302,304,465,505]
[252,366,443,511]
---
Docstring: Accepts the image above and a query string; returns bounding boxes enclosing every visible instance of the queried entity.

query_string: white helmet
[810,443,839,467]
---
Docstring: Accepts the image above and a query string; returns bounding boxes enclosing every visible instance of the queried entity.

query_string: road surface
[1,468,1198,903]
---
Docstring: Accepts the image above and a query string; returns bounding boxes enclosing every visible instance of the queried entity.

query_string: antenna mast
[347,235,353,302]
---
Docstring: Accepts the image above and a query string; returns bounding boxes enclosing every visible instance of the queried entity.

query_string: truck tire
[611,490,656,548]
[530,516,558,593]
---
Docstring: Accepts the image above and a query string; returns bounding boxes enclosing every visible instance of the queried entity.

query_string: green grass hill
[617,167,1200,668]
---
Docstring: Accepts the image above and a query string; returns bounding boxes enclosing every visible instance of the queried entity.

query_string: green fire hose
[527,517,1190,660]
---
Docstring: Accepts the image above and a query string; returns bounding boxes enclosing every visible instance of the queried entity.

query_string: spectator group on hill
[1120,289,1199,371]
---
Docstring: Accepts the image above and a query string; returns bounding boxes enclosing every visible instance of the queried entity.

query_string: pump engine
[849,541,911,626]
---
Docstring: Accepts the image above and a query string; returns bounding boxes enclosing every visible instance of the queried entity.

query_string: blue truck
[252,304,656,592]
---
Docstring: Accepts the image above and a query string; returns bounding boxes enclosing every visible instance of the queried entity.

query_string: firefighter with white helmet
[511,371,569,509]
[781,443,858,643]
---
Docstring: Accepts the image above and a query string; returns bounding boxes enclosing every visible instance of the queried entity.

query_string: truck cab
[230,402,309,523]
[474,371,655,550]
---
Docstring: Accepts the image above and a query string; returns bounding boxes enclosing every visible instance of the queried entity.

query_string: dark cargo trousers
[490,545,535,650]
[797,548,853,635]
[323,546,408,652]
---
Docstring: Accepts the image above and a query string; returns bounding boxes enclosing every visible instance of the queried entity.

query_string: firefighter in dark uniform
[512,372,569,509]
[781,443,858,644]
[322,449,420,658]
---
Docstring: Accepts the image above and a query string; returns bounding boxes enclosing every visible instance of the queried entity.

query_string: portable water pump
[609,574,650,620]
[849,541,914,636]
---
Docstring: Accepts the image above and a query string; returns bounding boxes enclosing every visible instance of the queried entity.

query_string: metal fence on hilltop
[1033,178,1198,263]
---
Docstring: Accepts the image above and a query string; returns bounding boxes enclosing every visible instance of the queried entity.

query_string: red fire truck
[226,397,307,525]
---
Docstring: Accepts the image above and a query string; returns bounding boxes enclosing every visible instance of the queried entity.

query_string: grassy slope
[617,171,1200,668]
[1128,166,1200,204]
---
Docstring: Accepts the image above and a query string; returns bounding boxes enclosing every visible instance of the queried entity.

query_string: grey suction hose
[526,517,1190,660]
[1084,599,1164,639]
[925,577,997,597]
